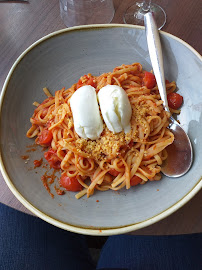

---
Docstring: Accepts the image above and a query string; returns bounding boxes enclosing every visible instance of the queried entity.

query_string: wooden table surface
[0,0,201,235]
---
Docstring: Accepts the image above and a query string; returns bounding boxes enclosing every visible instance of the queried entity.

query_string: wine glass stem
[142,0,152,12]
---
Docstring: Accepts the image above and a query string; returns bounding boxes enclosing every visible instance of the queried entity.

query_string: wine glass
[123,0,166,29]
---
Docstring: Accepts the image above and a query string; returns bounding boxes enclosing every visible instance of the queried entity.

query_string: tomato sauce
[21,155,29,160]
[54,185,65,195]
[41,173,54,199]
[40,170,60,198]
[26,148,36,153]
[34,158,43,168]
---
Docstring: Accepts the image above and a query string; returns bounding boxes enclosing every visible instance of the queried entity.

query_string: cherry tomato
[109,169,120,177]
[38,129,53,146]
[44,148,61,169]
[60,173,83,192]
[76,75,96,89]
[167,92,183,110]
[143,71,156,89]
[130,175,142,186]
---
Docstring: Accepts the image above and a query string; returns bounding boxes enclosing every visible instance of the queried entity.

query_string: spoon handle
[144,12,169,112]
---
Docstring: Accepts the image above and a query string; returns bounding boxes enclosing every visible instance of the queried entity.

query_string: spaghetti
[27,63,177,199]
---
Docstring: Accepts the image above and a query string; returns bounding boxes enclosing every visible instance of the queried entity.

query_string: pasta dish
[27,63,181,199]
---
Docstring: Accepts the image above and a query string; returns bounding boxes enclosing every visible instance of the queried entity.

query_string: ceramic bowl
[0,25,202,235]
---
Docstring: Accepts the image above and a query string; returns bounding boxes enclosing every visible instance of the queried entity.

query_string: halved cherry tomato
[130,175,142,186]
[143,71,156,89]
[76,75,96,89]
[38,129,53,146]
[109,169,120,177]
[167,92,183,110]
[60,173,83,192]
[44,148,61,169]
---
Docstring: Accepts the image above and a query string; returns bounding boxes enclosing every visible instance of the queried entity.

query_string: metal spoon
[144,12,193,177]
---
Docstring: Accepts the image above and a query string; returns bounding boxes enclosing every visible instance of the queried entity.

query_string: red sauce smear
[26,143,37,149]
[34,158,43,168]
[21,155,29,160]
[54,185,65,195]
[41,170,58,198]
[49,170,58,184]
[41,173,54,199]
[26,148,36,153]
[25,144,63,198]
[42,163,49,169]
[26,144,38,153]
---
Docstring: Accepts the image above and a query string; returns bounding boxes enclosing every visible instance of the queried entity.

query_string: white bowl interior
[0,25,202,233]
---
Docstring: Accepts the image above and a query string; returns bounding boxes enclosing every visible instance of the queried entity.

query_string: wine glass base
[124,2,166,30]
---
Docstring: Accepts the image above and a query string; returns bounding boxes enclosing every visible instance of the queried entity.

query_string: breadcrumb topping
[75,128,131,162]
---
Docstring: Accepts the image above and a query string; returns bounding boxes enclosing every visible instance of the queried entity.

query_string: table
[0,0,201,235]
